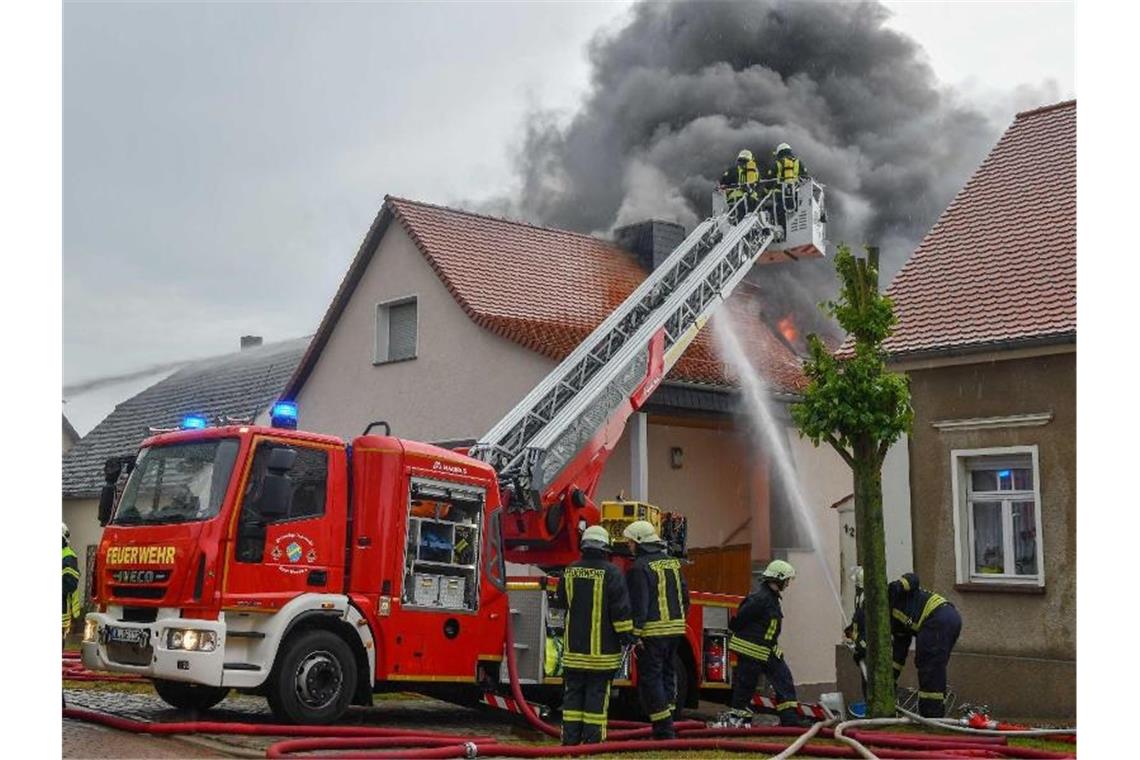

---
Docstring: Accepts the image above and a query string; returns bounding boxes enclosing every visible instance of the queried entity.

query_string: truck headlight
[165,628,217,652]
[83,618,98,643]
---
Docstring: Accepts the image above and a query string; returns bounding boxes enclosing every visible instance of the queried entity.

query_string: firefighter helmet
[761,559,796,582]
[737,149,754,162]
[63,522,70,542]
[775,142,792,155]
[851,565,864,589]
[622,520,660,545]
[580,525,612,552]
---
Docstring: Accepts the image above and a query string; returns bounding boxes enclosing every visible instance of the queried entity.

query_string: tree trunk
[853,436,894,718]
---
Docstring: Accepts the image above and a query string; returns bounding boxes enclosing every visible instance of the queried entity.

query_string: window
[112,439,240,525]
[375,296,418,363]
[242,442,329,523]
[952,446,1044,586]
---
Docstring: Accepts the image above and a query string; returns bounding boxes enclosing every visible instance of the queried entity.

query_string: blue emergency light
[181,414,208,430]
[271,401,299,430]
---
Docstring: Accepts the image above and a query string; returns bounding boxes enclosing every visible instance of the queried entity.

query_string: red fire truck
[81,182,827,724]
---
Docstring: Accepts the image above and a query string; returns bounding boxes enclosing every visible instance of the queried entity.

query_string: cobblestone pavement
[63,718,222,758]
[63,687,743,757]
[63,687,567,757]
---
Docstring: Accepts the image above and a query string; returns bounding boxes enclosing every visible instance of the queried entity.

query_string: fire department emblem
[286,542,303,562]
[306,549,317,563]
[271,532,317,573]
[271,546,283,561]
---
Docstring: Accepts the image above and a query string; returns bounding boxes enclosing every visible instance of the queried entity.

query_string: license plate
[104,625,150,647]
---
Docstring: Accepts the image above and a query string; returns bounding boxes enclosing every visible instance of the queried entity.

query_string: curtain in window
[972,501,1004,573]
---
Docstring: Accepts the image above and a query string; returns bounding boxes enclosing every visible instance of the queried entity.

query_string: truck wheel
[153,679,230,711]
[266,629,357,724]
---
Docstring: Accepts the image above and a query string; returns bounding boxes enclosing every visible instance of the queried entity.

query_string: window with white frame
[375,297,418,363]
[952,447,1044,586]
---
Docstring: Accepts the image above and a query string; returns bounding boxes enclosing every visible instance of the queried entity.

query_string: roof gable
[881,100,1076,358]
[62,338,309,498]
[284,196,807,398]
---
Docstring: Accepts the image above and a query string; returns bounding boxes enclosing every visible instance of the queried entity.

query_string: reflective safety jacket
[727,583,785,663]
[845,593,867,661]
[720,160,761,200]
[626,545,688,638]
[62,544,81,630]
[554,551,635,671]
[772,153,806,183]
[888,572,950,672]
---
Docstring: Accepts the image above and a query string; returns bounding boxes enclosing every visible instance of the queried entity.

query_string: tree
[791,243,913,718]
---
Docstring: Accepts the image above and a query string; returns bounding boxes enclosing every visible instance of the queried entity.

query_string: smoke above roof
[490,0,1008,340]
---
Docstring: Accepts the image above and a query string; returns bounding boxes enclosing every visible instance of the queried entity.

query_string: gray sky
[63,0,1073,431]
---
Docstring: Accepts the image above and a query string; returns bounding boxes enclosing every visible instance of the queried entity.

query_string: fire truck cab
[83,417,510,723]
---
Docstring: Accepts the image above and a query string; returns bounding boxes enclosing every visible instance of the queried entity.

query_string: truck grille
[111,586,166,600]
[106,641,153,667]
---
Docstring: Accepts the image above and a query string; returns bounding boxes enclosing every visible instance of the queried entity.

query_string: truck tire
[152,679,230,711]
[266,629,358,724]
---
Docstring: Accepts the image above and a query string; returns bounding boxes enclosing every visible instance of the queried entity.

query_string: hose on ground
[897,706,1076,739]
[63,628,1075,759]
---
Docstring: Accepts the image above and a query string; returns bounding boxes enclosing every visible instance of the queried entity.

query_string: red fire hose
[63,622,1075,759]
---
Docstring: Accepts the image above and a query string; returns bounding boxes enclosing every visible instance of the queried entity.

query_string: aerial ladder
[471,179,827,568]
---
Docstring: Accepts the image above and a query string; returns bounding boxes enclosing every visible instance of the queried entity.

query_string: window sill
[954,582,1045,595]
[372,356,417,367]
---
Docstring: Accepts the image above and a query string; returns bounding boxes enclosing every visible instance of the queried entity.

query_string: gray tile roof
[62,337,310,498]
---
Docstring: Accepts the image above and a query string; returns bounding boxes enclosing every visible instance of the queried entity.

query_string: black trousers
[561,668,613,745]
[730,650,799,725]
[915,605,962,718]
[637,636,680,735]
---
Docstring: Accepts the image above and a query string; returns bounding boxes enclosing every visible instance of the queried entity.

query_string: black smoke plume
[491,0,1004,341]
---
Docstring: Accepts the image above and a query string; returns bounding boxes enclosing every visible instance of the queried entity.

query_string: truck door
[221,437,346,611]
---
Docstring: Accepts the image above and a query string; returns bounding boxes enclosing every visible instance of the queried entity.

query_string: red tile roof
[285,197,807,399]
[881,100,1076,358]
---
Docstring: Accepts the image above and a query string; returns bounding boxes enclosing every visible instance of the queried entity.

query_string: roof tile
[881,100,1076,356]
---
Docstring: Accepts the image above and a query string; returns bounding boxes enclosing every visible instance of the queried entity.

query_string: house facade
[282,197,856,692]
[834,101,1076,717]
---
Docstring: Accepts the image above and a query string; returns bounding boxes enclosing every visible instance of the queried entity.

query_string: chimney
[240,335,263,351]
[614,220,686,272]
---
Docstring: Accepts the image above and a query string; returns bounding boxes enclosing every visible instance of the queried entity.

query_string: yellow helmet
[581,525,612,552]
[761,559,796,582]
[622,520,661,544]
[737,149,754,162]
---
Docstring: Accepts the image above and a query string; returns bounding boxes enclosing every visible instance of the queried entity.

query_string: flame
[777,315,799,344]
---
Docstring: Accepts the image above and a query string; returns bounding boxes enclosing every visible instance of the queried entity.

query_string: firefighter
[718,149,761,223]
[717,559,812,728]
[843,566,868,713]
[62,523,81,643]
[553,525,635,746]
[888,572,962,718]
[767,142,810,235]
[624,520,688,739]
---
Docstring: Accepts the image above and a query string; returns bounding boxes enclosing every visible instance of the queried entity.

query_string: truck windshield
[112,439,240,525]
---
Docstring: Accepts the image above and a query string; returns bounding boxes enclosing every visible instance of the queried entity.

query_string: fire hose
[63,621,1075,758]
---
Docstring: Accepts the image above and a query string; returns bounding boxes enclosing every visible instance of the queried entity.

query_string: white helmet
[63,522,70,542]
[775,142,792,155]
[851,565,864,590]
[737,149,754,162]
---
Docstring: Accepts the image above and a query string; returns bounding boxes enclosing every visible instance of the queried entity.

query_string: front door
[221,436,346,612]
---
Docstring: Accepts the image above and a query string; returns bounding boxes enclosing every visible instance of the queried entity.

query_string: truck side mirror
[255,473,293,519]
[97,457,125,527]
[267,447,297,474]
[98,484,115,527]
